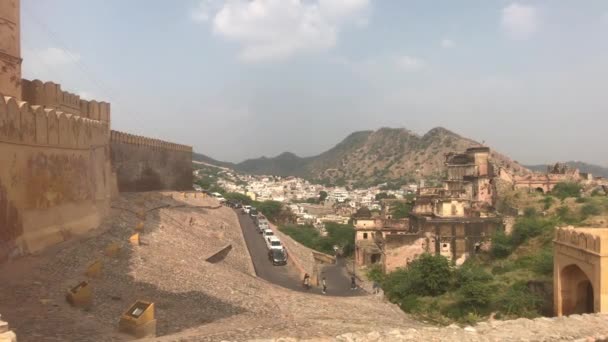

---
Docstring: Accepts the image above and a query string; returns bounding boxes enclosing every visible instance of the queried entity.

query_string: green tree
[375,192,397,200]
[224,192,252,205]
[390,202,412,219]
[255,201,283,222]
[386,254,452,298]
[319,191,328,202]
[551,182,582,200]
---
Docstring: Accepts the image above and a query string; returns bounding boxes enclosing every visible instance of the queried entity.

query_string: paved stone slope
[0,192,417,342]
[252,314,608,342]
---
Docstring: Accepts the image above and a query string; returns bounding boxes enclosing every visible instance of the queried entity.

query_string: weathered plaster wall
[110,130,192,192]
[0,95,112,262]
[0,0,21,99]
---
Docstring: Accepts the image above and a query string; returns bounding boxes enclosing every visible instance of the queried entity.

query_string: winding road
[235,210,364,297]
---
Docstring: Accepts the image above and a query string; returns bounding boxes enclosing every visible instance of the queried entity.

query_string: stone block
[0,321,8,333]
[129,233,140,246]
[119,301,156,339]
[0,330,16,342]
[85,259,102,278]
[105,242,121,257]
[66,281,92,308]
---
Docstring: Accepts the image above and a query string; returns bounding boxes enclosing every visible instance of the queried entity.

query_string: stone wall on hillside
[21,79,111,122]
[110,131,193,192]
[0,95,113,262]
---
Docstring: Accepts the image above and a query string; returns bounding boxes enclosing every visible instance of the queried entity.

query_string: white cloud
[502,3,539,40]
[191,0,221,22]
[31,47,81,66]
[397,55,425,72]
[440,39,455,48]
[192,0,370,62]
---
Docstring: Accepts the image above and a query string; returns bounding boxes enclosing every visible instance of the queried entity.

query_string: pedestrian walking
[303,273,310,290]
[322,277,327,294]
[350,275,357,290]
[372,281,380,294]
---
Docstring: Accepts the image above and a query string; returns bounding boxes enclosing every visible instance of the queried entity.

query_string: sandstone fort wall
[110,130,193,192]
[0,95,112,262]
[21,79,111,122]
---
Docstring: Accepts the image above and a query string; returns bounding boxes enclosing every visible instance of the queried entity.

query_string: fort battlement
[21,79,110,123]
[110,130,192,152]
[556,227,601,254]
[0,95,108,149]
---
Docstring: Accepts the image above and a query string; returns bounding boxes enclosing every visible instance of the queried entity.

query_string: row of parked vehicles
[241,206,288,266]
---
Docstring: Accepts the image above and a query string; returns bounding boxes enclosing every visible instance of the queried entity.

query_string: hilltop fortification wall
[21,79,111,122]
[0,95,112,262]
[110,130,193,192]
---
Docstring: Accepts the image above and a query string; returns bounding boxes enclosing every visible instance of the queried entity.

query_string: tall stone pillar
[0,0,21,99]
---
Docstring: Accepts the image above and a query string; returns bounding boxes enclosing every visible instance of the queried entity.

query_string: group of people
[302,274,359,294]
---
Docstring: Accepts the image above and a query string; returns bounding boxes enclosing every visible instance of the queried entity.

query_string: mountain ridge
[194,127,530,186]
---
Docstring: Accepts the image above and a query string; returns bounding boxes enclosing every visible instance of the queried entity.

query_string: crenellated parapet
[21,79,110,123]
[555,227,603,254]
[110,130,192,153]
[0,94,108,149]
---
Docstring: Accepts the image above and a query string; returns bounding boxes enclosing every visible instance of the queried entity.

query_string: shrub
[408,254,452,296]
[457,281,494,308]
[490,231,513,258]
[497,281,543,318]
[523,207,538,217]
[581,203,602,218]
[454,263,494,310]
[542,196,555,210]
[366,264,385,284]
[531,248,554,275]
[454,262,493,287]
[399,294,422,313]
[551,182,582,200]
[556,206,581,225]
[383,254,452,304]
[511,216,557,246]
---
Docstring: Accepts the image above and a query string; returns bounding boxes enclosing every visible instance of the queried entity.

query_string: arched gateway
[554,227,608,316]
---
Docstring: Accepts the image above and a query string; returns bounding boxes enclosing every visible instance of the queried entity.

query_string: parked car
[242,205,251,214]
[266,236,283,251]
[257,221,270,233]
[268,248,287,266]
[262,228,275,241]
[249,208,258,219]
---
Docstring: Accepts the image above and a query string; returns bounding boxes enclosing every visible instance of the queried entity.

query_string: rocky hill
[207,127,529,186]
[525,161,608,178]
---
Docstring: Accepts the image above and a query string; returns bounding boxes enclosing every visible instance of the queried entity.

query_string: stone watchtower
[0,0,21,99]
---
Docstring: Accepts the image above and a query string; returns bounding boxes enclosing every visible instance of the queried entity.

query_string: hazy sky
[20,1,608,166]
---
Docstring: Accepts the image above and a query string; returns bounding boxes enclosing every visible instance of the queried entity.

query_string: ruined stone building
[355,147,504,273]
[0,0,192,263]
[499,162,594,194]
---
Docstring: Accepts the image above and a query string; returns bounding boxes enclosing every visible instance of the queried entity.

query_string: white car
[266,236,283,251]
[262,228,275,241]
[243,205,251,214]
[258,222,269,233]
